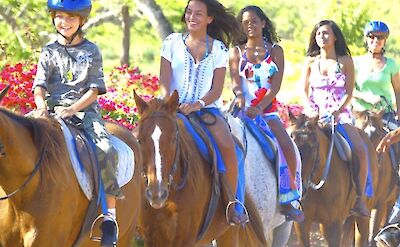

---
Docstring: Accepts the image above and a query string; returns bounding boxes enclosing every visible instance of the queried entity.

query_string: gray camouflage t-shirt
[33,39,106,113]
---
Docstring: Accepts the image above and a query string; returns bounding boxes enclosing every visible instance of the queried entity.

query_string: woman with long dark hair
[230,5,304,222]
[301,20,370,217]
[159,0,248,225]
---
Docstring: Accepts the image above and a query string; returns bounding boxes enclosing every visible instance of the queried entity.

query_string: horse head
[134,91,181,209]
[354,109,385,135]
[289,112,321,194]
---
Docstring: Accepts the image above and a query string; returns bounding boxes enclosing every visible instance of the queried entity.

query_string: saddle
[58,117,135,200]
[333,131,352,162]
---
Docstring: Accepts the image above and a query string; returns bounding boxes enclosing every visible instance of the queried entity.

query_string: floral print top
[309,59,353,124]
[237,45,279,113]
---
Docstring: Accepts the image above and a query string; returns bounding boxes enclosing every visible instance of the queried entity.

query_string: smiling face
[315,24,336,49]
[241,10,265,39]
[53,11,82,40]
[366,31,387,53]
[184,0,213,33]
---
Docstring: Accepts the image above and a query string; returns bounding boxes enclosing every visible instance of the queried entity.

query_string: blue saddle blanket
[177,110,245,214]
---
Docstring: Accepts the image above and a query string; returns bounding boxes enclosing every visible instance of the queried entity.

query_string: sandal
[281,204,305,222]
[374,223,400,247]
[350,197,371,218]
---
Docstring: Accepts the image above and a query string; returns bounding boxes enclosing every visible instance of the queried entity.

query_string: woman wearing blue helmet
[33,0,120,246]
[352,21,400,247]
[352,21,400,118]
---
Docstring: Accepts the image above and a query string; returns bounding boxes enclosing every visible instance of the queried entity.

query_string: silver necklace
[244,38,268,57]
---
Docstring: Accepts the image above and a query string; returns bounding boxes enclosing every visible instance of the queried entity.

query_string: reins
[0,149,44,200]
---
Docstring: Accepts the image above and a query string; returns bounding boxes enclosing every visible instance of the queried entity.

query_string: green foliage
[1,0,400,103]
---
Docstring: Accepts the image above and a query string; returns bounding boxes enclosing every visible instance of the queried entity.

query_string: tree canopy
[1,0,399,100]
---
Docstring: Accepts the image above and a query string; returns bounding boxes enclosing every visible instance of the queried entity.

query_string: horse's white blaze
[151,125,163,183]
[23,227,37,247]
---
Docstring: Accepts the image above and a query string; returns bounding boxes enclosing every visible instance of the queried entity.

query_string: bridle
[291,128,320,196]
[139,112,187,191]
[0,149,44,200]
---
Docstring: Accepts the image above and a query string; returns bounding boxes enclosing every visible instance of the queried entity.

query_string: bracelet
[234,92,243,97]
[197,99,206,108]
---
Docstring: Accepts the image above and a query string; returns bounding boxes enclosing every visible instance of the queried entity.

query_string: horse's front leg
[294,220,312,247]
[322,220,343,247]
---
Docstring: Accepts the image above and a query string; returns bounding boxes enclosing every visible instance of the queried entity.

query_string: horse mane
[0,108,70,186]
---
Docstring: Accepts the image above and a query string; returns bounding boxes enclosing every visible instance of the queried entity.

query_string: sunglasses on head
[367,33,386,40]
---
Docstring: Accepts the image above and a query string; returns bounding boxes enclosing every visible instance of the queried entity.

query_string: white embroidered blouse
[160,33,229,108]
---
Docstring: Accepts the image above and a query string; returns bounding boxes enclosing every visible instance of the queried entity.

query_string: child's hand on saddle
[54,106,76,119]
[179,103,200,115]
[33,108,49,118]
[245,106,262,119]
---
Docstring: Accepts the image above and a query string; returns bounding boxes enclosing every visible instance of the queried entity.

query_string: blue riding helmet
[47,0,92,19]
[363,21,390,37]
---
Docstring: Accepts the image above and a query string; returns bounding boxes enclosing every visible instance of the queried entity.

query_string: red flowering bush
[0,63,37,114]
[0,63,159,130]
[100,64,160,129]
[277,101,304,128]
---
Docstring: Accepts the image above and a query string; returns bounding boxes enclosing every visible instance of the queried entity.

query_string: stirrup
[89,214,120,243]
[225,199,250,226]
[374,223,400,242]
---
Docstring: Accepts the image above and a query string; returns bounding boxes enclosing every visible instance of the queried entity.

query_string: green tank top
[353,55,399,112]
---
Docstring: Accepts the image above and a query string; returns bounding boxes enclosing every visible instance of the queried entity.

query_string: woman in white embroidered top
[159,0,247,225]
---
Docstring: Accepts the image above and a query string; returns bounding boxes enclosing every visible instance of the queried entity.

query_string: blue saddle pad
[241,116,276,162]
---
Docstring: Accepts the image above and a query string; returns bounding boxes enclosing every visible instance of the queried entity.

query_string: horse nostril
[160,188,168,200]
[145,188,153,200]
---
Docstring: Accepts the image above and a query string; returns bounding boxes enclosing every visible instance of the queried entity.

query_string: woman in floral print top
[230,5,304,222]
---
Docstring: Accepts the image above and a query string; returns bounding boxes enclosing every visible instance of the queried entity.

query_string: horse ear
[0,85,10,101]
[133,90,148,115]
[305,115,319,129]
[166,90,180,113]
[377,108,385,117]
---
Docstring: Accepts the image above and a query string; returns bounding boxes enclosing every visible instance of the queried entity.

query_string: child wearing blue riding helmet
[33,0,121,246]
[352,21,400,116]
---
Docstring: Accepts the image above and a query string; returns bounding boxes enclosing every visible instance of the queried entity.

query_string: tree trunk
[133,0,173,40]
[120,5,131,66]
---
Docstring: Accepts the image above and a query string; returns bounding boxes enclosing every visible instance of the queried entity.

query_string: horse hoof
[100,221,117,247]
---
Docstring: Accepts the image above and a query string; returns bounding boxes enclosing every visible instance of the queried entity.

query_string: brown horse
[289,113,378,247]
[133,91,266,247]
[0,88,142,246]
[354,110,399,246]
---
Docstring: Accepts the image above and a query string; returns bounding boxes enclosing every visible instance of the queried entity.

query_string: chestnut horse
[133,91,266,247]
[0,88,141,246]
[354,110,399,246]
[289,113,378,247]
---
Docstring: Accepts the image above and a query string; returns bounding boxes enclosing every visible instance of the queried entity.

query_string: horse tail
[239,192,268,246]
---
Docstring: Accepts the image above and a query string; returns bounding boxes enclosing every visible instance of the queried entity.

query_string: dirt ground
[287,223,328,247]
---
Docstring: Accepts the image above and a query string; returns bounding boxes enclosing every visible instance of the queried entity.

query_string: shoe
[100,221,117,247]
[281,204,305,222]
[375,224,400,247]
[228,213,250,226]
[350,197,370,218]
[225,200,250,226]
